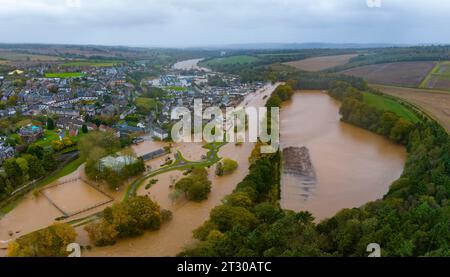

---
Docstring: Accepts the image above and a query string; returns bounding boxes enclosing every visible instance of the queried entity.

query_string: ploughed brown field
[284,54,358,71]
[342,61,437,87]
[372,84,450,132]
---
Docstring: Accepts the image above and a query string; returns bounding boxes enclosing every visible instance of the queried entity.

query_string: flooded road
[280,91,406,221]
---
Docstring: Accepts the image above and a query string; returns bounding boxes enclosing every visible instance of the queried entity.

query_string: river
[280,91,406,221]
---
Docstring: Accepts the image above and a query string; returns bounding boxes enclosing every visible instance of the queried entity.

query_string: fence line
[39,177,114,219]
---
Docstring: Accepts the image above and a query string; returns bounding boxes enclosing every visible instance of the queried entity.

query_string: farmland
[362,92,420,123]
[284,54,358,71]
[372,84,450,132]
[0,50,60,62]
[44,72,86,78]
[341,61,436,87]
[419,61,450,90]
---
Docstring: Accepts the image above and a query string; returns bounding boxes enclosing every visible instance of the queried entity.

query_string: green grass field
[34,129,84,148]
[203,55,260,66]
[45,72,86,78]
[62,61,119,67]
[34,130,60,147]
[362,92,420,123]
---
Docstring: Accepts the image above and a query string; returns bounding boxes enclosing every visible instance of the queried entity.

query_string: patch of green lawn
[34,130,60,147]
[363,92,420,123]
[165,86,188,92]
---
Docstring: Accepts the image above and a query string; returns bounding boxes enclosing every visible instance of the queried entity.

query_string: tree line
[0,144,57,203]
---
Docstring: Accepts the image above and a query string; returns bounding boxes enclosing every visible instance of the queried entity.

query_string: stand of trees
[173,168,212,202]
[0,145,57,203]
[85,196,171,246]
[265,84,294,108]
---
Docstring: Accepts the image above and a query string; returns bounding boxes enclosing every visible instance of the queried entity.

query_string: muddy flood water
[0,86,406,257]
[280,91,406,221]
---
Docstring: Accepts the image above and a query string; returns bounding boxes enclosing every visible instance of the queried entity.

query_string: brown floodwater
[41,179,112,216]
[80,83,280,256]
[280,91,406,221]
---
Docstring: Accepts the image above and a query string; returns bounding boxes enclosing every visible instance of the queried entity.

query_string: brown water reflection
[280,91,406,221]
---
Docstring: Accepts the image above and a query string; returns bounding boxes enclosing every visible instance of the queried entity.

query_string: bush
[222,159,238,175]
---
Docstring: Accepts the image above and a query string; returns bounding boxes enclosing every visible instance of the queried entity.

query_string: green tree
[7,223,76,257]
[85,196,164,246]
[389,118,413,144]
[209,205,257,232]
[81,124,88,134]
[47,117,55,130]
[378,112,398,137]
[42,151,57,172]
[222,158,238,175]
[3,158,24,186]
[174,168,211,202]
[24,154,45,180]
[26,144,44,159]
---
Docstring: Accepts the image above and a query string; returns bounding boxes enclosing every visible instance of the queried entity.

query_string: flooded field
[41,179,112,216]
[280,91,406,221]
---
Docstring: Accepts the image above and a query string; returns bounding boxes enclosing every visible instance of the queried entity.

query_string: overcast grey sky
[0,0,449,47]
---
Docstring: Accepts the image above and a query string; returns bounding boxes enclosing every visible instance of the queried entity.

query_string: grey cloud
[0,0,449,46]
